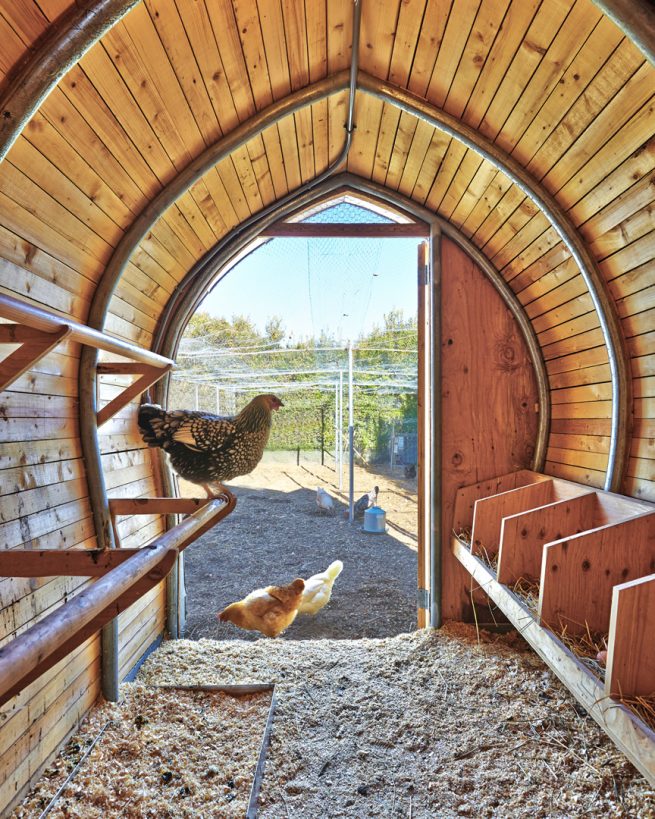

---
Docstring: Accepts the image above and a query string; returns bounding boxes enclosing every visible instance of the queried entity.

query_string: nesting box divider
[470,480,555,559]
[452,470,655,785]
[606,573,655,699]
[496,491,598,585]
[452,469,551,536]
[538,512,655,636]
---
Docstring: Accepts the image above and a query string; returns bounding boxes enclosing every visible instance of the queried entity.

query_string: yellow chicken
[217,578,305,638]
[298,560,344,616]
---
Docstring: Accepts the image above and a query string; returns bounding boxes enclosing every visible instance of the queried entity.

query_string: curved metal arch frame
[85,73,629,492]
[154,173,550,478]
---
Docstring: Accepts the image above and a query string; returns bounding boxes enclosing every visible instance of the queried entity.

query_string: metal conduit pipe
[77,0,362,679]
[357,74,631,493]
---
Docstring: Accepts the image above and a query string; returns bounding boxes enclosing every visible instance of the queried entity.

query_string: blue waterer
[363,505,387,534]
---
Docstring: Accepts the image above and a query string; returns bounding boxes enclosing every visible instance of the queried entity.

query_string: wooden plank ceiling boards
[0,0,654,812]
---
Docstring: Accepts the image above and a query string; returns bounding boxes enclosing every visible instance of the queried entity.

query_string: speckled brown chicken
[137,394,283,496]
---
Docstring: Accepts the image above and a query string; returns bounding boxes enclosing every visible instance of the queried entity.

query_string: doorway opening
[168,194,428,641]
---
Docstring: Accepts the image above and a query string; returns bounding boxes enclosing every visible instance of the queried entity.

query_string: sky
[199,234,421,344]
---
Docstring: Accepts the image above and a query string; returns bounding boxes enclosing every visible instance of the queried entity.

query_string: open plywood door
[439,237,540,621]
[417,233,540,627]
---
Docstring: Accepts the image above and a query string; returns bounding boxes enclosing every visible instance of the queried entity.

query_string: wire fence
[168,379,417,466]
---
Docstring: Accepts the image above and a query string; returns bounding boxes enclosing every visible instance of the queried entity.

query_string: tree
[172,310,418,460]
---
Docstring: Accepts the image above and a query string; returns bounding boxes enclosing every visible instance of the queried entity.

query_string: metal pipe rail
[0,293,174,370]
[0,496,232,707]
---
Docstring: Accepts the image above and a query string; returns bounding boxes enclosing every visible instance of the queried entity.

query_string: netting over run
[169,200,420,461]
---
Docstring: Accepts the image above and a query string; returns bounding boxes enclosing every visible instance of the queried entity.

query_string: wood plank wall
[0,0,653,811]
[440,237,539,619]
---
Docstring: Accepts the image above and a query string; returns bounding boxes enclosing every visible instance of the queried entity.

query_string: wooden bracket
[96,362,173,426]
[0,323,72,391]
[108,491,237,551]
[0,497,234,707]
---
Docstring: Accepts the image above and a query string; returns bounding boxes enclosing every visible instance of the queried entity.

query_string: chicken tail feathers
[326,560,344,580]
[268,578,305,607]
[137,403,168,446]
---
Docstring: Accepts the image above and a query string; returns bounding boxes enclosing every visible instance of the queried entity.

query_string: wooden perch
[0,293,174,368]
[0,547,151,577]
[108,491,237,550]
[0,498,230,707]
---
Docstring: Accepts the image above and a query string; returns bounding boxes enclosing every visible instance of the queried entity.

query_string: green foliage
[171,311,418,462]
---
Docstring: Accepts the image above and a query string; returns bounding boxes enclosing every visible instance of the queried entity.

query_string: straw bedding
[14,624,654,818]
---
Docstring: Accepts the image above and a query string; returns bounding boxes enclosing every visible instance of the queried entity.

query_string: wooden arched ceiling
[0,0,654,499]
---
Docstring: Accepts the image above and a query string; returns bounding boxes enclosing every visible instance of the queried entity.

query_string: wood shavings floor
[12,687,271,818]
[135,624,654,818]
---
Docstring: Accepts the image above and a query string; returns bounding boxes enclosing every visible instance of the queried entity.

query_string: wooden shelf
[0,492,236,707]
[0,293,174,424]
[451,470,655,786]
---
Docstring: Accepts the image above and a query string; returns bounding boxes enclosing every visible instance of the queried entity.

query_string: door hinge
[417,587,430,610]
[418,264,431,287]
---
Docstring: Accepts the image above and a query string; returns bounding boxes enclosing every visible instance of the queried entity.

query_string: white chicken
[298,560,344,615]
[316,486,335,514]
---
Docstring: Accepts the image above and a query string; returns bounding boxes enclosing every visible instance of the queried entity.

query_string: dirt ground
[179,458,419,641]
